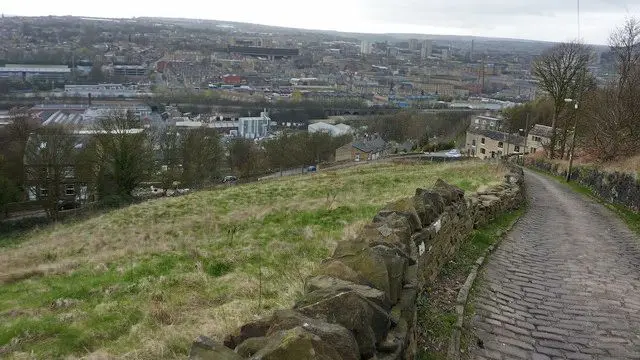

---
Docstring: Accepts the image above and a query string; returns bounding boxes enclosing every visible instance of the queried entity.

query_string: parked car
[222,175,238,184]
[57,199,79,211]
[307,165,317,172]
[445,149,462,158]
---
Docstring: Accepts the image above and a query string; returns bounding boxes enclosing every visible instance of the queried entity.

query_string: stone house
[335,137,388,162]
[527,124,553,155]
[465,127,525,159]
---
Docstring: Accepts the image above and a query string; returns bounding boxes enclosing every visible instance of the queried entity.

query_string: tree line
[0,109,351,220]
[510,17,640,161]
[345,110,472,148]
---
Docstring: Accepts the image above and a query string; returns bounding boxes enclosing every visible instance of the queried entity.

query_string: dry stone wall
[189,165,525,360]
[528,158,640,212]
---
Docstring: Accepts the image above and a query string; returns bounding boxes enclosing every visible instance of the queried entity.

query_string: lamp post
[519,113,530,165]
[564,98,579,182]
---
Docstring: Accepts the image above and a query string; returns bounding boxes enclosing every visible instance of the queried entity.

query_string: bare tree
[609,17,640,145]
[580,17,640,161]
[5,107,40,191]
[24,126,78,220]
[610,17,640,91]
[533,42,592,158]
[91,111,154,199]
[228,138,267,178]
[181,127,223,188]
[156,127,183,194]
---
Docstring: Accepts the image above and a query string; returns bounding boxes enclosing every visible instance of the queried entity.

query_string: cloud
[5,0,640,44]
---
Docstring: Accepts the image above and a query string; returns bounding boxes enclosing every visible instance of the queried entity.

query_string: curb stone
[446,208,526,360]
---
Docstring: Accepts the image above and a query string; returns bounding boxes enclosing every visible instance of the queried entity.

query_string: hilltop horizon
[1,14,610,47]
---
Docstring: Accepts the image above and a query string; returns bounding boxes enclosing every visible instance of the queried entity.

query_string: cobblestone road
[467,170,640,360]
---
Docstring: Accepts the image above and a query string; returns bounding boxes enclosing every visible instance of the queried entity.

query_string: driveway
[467,170,640,359]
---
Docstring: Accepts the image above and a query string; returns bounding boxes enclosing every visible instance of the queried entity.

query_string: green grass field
[0,160,506,359]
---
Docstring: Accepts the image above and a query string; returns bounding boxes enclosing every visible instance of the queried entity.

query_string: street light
[564,98,579,182]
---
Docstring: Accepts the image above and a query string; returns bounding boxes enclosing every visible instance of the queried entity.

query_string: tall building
[238,111,271,139]
[421,40,433,59]
[360,40,372,55]
[441,49,450,61]
[409,38,420,51]
[470,39,475,62]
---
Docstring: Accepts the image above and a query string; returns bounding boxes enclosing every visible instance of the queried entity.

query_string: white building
[238,111,271,139]
[421,40,433,59]
[111,65,147,77]
[64,84,150,98]
[0,64,71,82]
[82,105,152,124]
[308,122,353,137]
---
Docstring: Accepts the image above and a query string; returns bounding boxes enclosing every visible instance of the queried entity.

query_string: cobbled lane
[467,170,640,360]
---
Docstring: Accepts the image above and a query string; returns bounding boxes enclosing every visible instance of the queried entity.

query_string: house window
[480,148,486,154]
[531,148,537,153]
[514,146,520,152]
[481,138,485,144]
[63,166,75,178]
[497,142,503,148]
[28,186,37,201]
[355,154,360,162]
[472,139,476,146]
[65,184,75,196]
[40,188,48,197]
[532,136,542,142]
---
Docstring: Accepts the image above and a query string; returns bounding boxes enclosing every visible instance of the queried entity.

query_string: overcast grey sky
[5,0,640,44]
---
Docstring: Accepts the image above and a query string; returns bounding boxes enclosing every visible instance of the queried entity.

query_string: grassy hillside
[0,160,506,359]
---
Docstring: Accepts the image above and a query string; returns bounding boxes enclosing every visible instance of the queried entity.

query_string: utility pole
[564,100,579,181]
[523,113,529,164]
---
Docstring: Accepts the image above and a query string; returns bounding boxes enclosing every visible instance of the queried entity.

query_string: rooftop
[469,127,526,146]
[352,137,387,153]
[529,124,553,138]
[0,64,71,73]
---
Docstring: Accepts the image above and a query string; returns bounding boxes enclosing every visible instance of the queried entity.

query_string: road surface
[467,170,640,359]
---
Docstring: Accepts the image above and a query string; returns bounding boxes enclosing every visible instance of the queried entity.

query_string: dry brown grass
[0,160,506,359]
[527,152,640,175]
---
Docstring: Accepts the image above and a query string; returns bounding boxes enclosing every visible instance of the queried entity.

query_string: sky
[4,0,640,44]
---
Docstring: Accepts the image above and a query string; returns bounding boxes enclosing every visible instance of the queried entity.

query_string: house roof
[352,137,387,153]
[529,124,553,138]
[42,111,84,127]
[468,127,526,147]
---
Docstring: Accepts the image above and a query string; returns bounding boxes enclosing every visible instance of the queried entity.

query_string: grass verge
[0,161,506,359]
[417,206,526,360]
[528,167,640,236]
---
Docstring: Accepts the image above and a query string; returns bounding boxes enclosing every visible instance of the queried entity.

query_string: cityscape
[2,8,640,360]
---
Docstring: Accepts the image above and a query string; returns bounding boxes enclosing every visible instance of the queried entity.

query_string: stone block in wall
[223,316,273,350]
[413,188,445,226]
[190,336,244,360]
[295,288,393,359]
[266,309,360,360]
[235,336,269,357]
[359,220,413,257]
[403,264,418,289]
[305,275,391,310]
[333,246,391,298]
[371,245,408,305]
[392,287,418,329]
[315,259,372,288]
[250,326,343,360]
[375,197,423,232]
[377,317,408,359]
[433,179,465,203]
